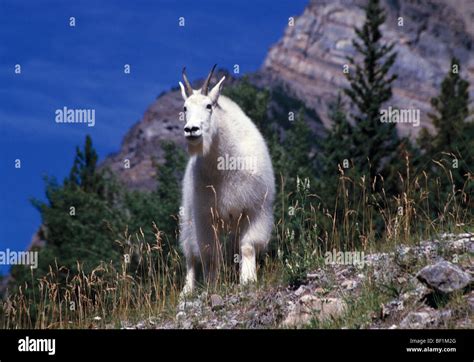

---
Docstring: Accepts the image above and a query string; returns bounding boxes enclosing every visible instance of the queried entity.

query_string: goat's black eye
[206,104,212,110]
[183,106,187,112]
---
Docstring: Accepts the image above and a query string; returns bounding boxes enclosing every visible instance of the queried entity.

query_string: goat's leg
[240,243,257,284]
[181,256,196,296]
[239,212,272,285]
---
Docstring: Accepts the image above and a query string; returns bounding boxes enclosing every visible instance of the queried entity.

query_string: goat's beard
[187,141,203,156]
[187,132,213,157]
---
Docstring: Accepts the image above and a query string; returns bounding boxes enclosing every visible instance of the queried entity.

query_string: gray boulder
[417,260,471,294]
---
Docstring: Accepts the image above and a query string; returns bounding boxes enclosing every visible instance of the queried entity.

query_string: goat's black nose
[184,126,200,133]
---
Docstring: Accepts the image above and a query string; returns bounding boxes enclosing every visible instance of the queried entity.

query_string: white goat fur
[178,70,275,294]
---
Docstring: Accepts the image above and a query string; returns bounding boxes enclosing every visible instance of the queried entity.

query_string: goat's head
[179,65,225,155]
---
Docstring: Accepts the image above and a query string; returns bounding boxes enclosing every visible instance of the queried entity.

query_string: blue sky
[0,0,308,274]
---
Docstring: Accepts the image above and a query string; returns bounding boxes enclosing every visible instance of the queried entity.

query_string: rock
[395,246,416,268]
[135,321,146,329]
[294,285,307,296]
[400,308,453,329]
[282,296,346,328]
[175,311,186,321]
[416,260,471,293]
[401,278,429,302]
[382,299,405,319]
[465,291,474,312]
[341,279,357,290]
[439,233,474,254]
[400,308,440,329]
[210,294,224,311]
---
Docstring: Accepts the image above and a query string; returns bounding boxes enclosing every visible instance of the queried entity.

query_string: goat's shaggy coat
[178,67,275,294]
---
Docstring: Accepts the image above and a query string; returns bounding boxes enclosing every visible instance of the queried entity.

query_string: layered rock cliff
[260,0,474,133]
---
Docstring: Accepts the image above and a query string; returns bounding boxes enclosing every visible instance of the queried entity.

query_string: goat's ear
[208,76,226,104]
[179,82,188,101]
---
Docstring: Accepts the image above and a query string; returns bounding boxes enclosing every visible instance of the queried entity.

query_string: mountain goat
[178,65,275,294]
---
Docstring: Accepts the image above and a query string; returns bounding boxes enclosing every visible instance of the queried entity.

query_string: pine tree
[418,58,471,157]
[155,141,186,237]
[67,135,100,193]
[317,94,354,205]
[283,109,315,186]
[344,0,401,187]
[319,94,353,176]
[11,136,126,294]
[417,57,473,206]
[125,140,186,244]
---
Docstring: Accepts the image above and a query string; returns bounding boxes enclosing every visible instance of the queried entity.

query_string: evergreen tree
[282,109,315,186]
[11,136,126,291]
[418,58,472,160]
[344,0,401,188]
[319,94,353,177]
[67,135,100,193]
[155,141,186,239]
[125,140,186,245]
[417,57,473,207]
[317,94,355,205]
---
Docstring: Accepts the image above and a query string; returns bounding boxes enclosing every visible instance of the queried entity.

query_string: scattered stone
[176,311,186,321]
[465,291,474,313]
[282,296,346,328]
[294,285,307,296]
[400,308,453,329]
[210,294,224,311]
[381,299,405,319]
[228,295,240,305]
[135,321,146,329]
[341,279,357,290]
[397,276,407,284]
[400,309,439,329]
[395,246,416,268]
[417,260,471,294]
